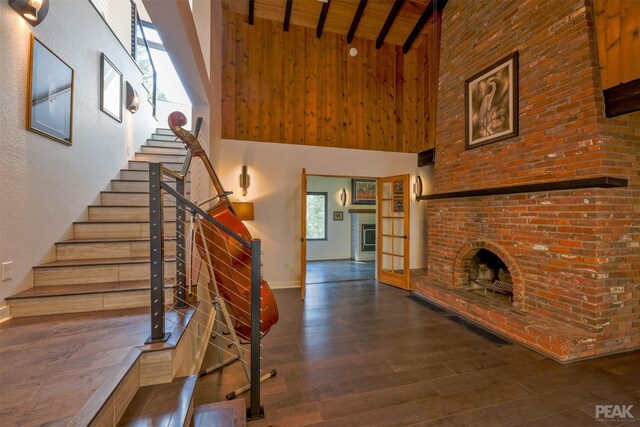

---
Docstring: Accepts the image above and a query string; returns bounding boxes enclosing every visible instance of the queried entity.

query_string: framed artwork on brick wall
[465,51,519,149]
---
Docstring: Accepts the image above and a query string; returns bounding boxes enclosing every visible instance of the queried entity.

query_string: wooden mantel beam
[402,0,448,54]
[284,0,293,32]
[376,0,404,49]
[347,0,368,43]
[316,0,331,38]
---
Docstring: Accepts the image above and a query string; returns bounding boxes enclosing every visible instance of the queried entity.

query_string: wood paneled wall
[594,0,640,89]
[221,10,439,153]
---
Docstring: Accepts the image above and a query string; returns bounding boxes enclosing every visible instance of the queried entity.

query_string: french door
[377,174,410,290]
[300,168,307,300]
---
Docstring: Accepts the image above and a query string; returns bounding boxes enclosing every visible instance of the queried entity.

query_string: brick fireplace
[412,0,640,362]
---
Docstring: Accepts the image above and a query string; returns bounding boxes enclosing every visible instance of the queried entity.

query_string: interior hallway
[193,281,640,426]
[305,260,375,284]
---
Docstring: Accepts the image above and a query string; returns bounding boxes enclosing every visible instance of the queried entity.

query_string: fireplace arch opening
[466,249,514,303]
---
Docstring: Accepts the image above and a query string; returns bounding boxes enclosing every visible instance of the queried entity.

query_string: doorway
[301,174,376,298]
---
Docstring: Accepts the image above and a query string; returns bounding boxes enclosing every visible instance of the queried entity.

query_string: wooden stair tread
[142,145,186,151]
[35,256,176,269]
[5,280,171,300]
[74,220,176,224]
[117,375,197,427]
[59,237,154,244]
[129,160,184,165]
[194,399,246,427]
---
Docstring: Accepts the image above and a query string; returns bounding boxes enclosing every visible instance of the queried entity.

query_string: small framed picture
[393,199,404,213]
[333,211,344,221]
[393,181,404,195]
[27,36,74,145]
[465,51,518,149]
[352,178,376,205]
[100,53,123,122]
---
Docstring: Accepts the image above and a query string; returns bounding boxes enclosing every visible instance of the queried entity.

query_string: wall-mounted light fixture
[9,0,49,26]
[340,188,347,206]
[413,175,423,197]
[239,165,251,196]
[232,202,254,221]
[126,81,140,114]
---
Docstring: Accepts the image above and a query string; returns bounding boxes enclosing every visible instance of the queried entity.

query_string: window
[306,192,327,240]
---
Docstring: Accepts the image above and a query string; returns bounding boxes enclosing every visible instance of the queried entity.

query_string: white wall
[217,139,428,288]
[0,0,157,320]
[306,176,352,261]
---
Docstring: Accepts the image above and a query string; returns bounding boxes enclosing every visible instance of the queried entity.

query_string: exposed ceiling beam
[402,0,448,54]
[248,0,255,25]
[316,0,331,38]
[347,0,368,44]
[376,0,404,49]
[284,0,293,32]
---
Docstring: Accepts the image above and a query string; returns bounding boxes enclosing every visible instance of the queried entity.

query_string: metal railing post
[146,162,170,343]
[174,174,187,308]
[247,238,264,420]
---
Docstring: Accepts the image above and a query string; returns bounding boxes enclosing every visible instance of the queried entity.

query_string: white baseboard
[0,305,10,324]
[269,281,301,289]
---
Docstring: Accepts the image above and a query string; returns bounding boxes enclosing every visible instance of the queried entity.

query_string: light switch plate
[1,262,12,281]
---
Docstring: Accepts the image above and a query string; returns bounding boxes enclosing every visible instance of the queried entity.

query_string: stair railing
[147,134,265,419]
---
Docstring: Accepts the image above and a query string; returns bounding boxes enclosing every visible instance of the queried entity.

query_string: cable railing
[146,116,274,421]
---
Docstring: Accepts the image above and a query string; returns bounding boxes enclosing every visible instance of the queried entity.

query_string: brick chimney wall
[426,0,639,358]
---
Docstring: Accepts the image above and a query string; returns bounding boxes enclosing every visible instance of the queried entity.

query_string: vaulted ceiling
[222,0,446,52]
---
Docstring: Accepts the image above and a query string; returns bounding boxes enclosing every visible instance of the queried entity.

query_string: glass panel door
[377,175,410,289]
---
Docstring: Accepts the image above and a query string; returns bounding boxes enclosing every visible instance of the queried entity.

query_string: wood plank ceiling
[222,0,443,49]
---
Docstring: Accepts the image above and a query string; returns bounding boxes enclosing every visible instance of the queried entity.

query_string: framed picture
[394,199,404,213]
[393,181,404,195]
[352,178,376,205]
[333,211,344,221]
[27,36,74,145]
[100,53,123,122]
[465,51,518,149]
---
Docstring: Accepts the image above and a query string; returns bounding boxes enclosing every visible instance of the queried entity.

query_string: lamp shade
[232,202,254,221]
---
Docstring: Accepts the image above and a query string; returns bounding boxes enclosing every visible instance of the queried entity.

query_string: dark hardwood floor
[306,260,375,284]
[193,280,640,426]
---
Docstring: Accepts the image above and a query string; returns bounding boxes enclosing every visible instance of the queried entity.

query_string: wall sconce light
[9,0,49,26]
[413,175,423,197]
[340,188,347,206]
[126,81,140,114]
[232,202,254,221]
[239,165,250,196]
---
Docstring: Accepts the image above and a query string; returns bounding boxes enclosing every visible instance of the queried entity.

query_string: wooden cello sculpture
[168,111,278,340]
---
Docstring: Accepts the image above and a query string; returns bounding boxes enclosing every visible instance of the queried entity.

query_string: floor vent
[407,294,448,314]
[447,315,512,346]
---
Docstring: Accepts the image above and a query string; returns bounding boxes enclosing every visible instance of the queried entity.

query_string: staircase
[4,128,246,427]
[6,129,189,317]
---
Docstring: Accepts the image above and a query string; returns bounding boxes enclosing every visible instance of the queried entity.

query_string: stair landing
[0,308,151,426]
